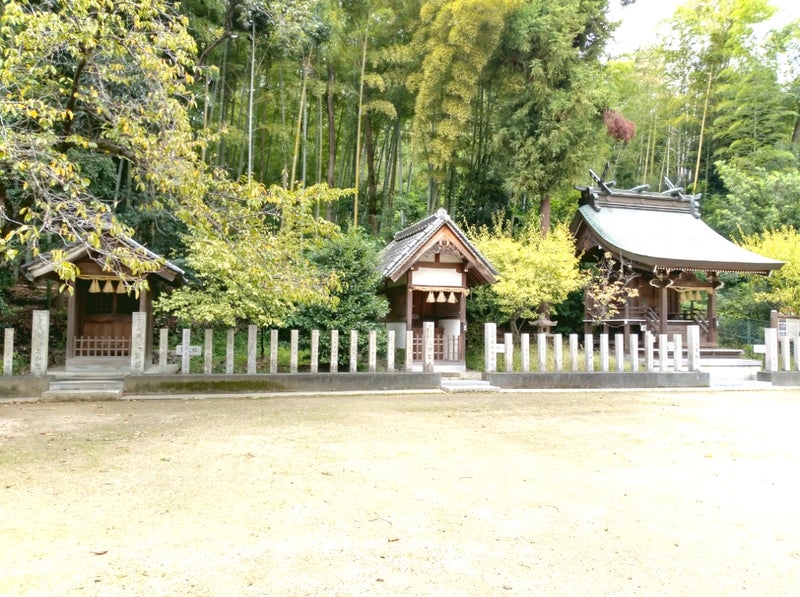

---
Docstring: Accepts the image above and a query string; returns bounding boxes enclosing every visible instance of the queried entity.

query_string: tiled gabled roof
[380,208,497,285]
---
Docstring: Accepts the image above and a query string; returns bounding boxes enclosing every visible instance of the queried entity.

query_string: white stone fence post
[762,328,800,372]
[130,311,147,374]
[156,326,405,375]
[4,327,14,376]
[482,324,698,374]
[30,310,49,376]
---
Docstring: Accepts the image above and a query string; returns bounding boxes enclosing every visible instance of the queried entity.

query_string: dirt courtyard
[2,389,800,596]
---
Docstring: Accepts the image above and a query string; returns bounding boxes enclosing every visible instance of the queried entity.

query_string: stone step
[48,379,125,392]
[440,379,500,393]
[65,357,131,374]
[700,359,762,384]
[44,376,125,401]
[40,388,124,402]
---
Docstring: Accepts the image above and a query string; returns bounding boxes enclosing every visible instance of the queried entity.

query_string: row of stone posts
[484,323,702,373]
[142,318,440,375]
[8,310,798,376]
[4,312,442,376]
[762,328,800,372]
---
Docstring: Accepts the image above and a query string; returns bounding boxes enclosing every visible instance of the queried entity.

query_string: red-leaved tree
[603,110,636,144]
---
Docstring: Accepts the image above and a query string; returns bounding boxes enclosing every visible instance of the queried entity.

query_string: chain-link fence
[718,317,769,350]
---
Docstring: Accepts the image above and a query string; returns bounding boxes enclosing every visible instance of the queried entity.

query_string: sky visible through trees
[609,0,800,56]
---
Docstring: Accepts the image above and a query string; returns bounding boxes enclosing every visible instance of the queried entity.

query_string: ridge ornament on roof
[583,167,702,218]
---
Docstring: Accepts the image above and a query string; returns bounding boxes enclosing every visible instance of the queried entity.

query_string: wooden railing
[643,308,660,336]
[74,336,131,357]
[412,333,464,361]
[687,309,709,335]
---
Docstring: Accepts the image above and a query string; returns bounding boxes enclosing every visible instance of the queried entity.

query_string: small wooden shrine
[571,172,783,347]
[25,235,184,370]
[379,208,497,370]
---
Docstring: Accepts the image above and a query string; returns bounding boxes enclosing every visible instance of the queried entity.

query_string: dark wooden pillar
[405,285,413,332]
[708,289,717,346]
[707,277,719,347]
[659,284,669,335]
[139,286,153,363]
[459,290,467,332]
[704,272,722,347]
[66,288,77,359]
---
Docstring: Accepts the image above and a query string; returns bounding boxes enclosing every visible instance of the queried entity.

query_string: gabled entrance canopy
[571,177,783,347]
[381,208,497,286]
[380,208,497,370]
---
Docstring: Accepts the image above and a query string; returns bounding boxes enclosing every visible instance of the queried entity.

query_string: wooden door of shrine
[75,281,139,357]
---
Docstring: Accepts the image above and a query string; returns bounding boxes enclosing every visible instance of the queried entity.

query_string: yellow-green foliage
[470,217,584,329]
[0,0,200,287]
[408,0,518,176]
[156,183,351,327]
[739,226,800,314]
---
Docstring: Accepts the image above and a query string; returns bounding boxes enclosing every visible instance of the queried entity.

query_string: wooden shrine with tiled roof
[25,233,184,371]
[571,171,783,347]
[379,208,497,370]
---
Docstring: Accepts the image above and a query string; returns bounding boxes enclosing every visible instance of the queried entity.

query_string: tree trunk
[278,65,288,186]
[290,53,311,191]
[326,65,336,220]
[353,25,369,229]
[692,69,713,193]
[383,119,400,229]
[538,193,552,324]
[427,166,439,213]
[539,194,551,237]
[364,113,379,234]
[316,79,323,185]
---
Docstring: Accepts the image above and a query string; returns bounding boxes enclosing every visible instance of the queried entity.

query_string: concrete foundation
[756,371,800,386]
[0,377,51,399]
[124,372,442,395]
[483,371,710,389]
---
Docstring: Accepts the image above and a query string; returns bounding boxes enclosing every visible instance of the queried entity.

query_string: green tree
[584,252,639,325]
[704,162,800,239]
[492,0,613,232]
[712,62,796,167]
[155,182,349,327]
[0,0,201,289]
[407,0,516,211]
[739,226,800,315]
[469,217,585,335]
[288,230,389,363]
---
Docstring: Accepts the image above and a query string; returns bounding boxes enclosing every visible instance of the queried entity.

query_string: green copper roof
[576,202,783,275]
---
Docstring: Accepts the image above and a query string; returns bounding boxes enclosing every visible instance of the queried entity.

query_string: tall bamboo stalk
[290,53,312,191]
[693,69,713,193]
[353,21,369,229]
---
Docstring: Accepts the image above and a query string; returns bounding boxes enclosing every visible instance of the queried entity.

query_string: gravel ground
[2,389,800,596]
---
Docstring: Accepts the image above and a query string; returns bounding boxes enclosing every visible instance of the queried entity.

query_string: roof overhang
[24,236,185,284]
[573,202,783,276]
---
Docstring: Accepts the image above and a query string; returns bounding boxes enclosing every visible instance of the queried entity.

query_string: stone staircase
[440,372,499,393]
[41,373,125,401]
[702,358,771,388]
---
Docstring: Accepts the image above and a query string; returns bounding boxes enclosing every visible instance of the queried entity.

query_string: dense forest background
[2,0,800,340]
[170,0,800,238]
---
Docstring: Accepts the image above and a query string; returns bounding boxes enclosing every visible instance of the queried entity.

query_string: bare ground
[2,389,800,596]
